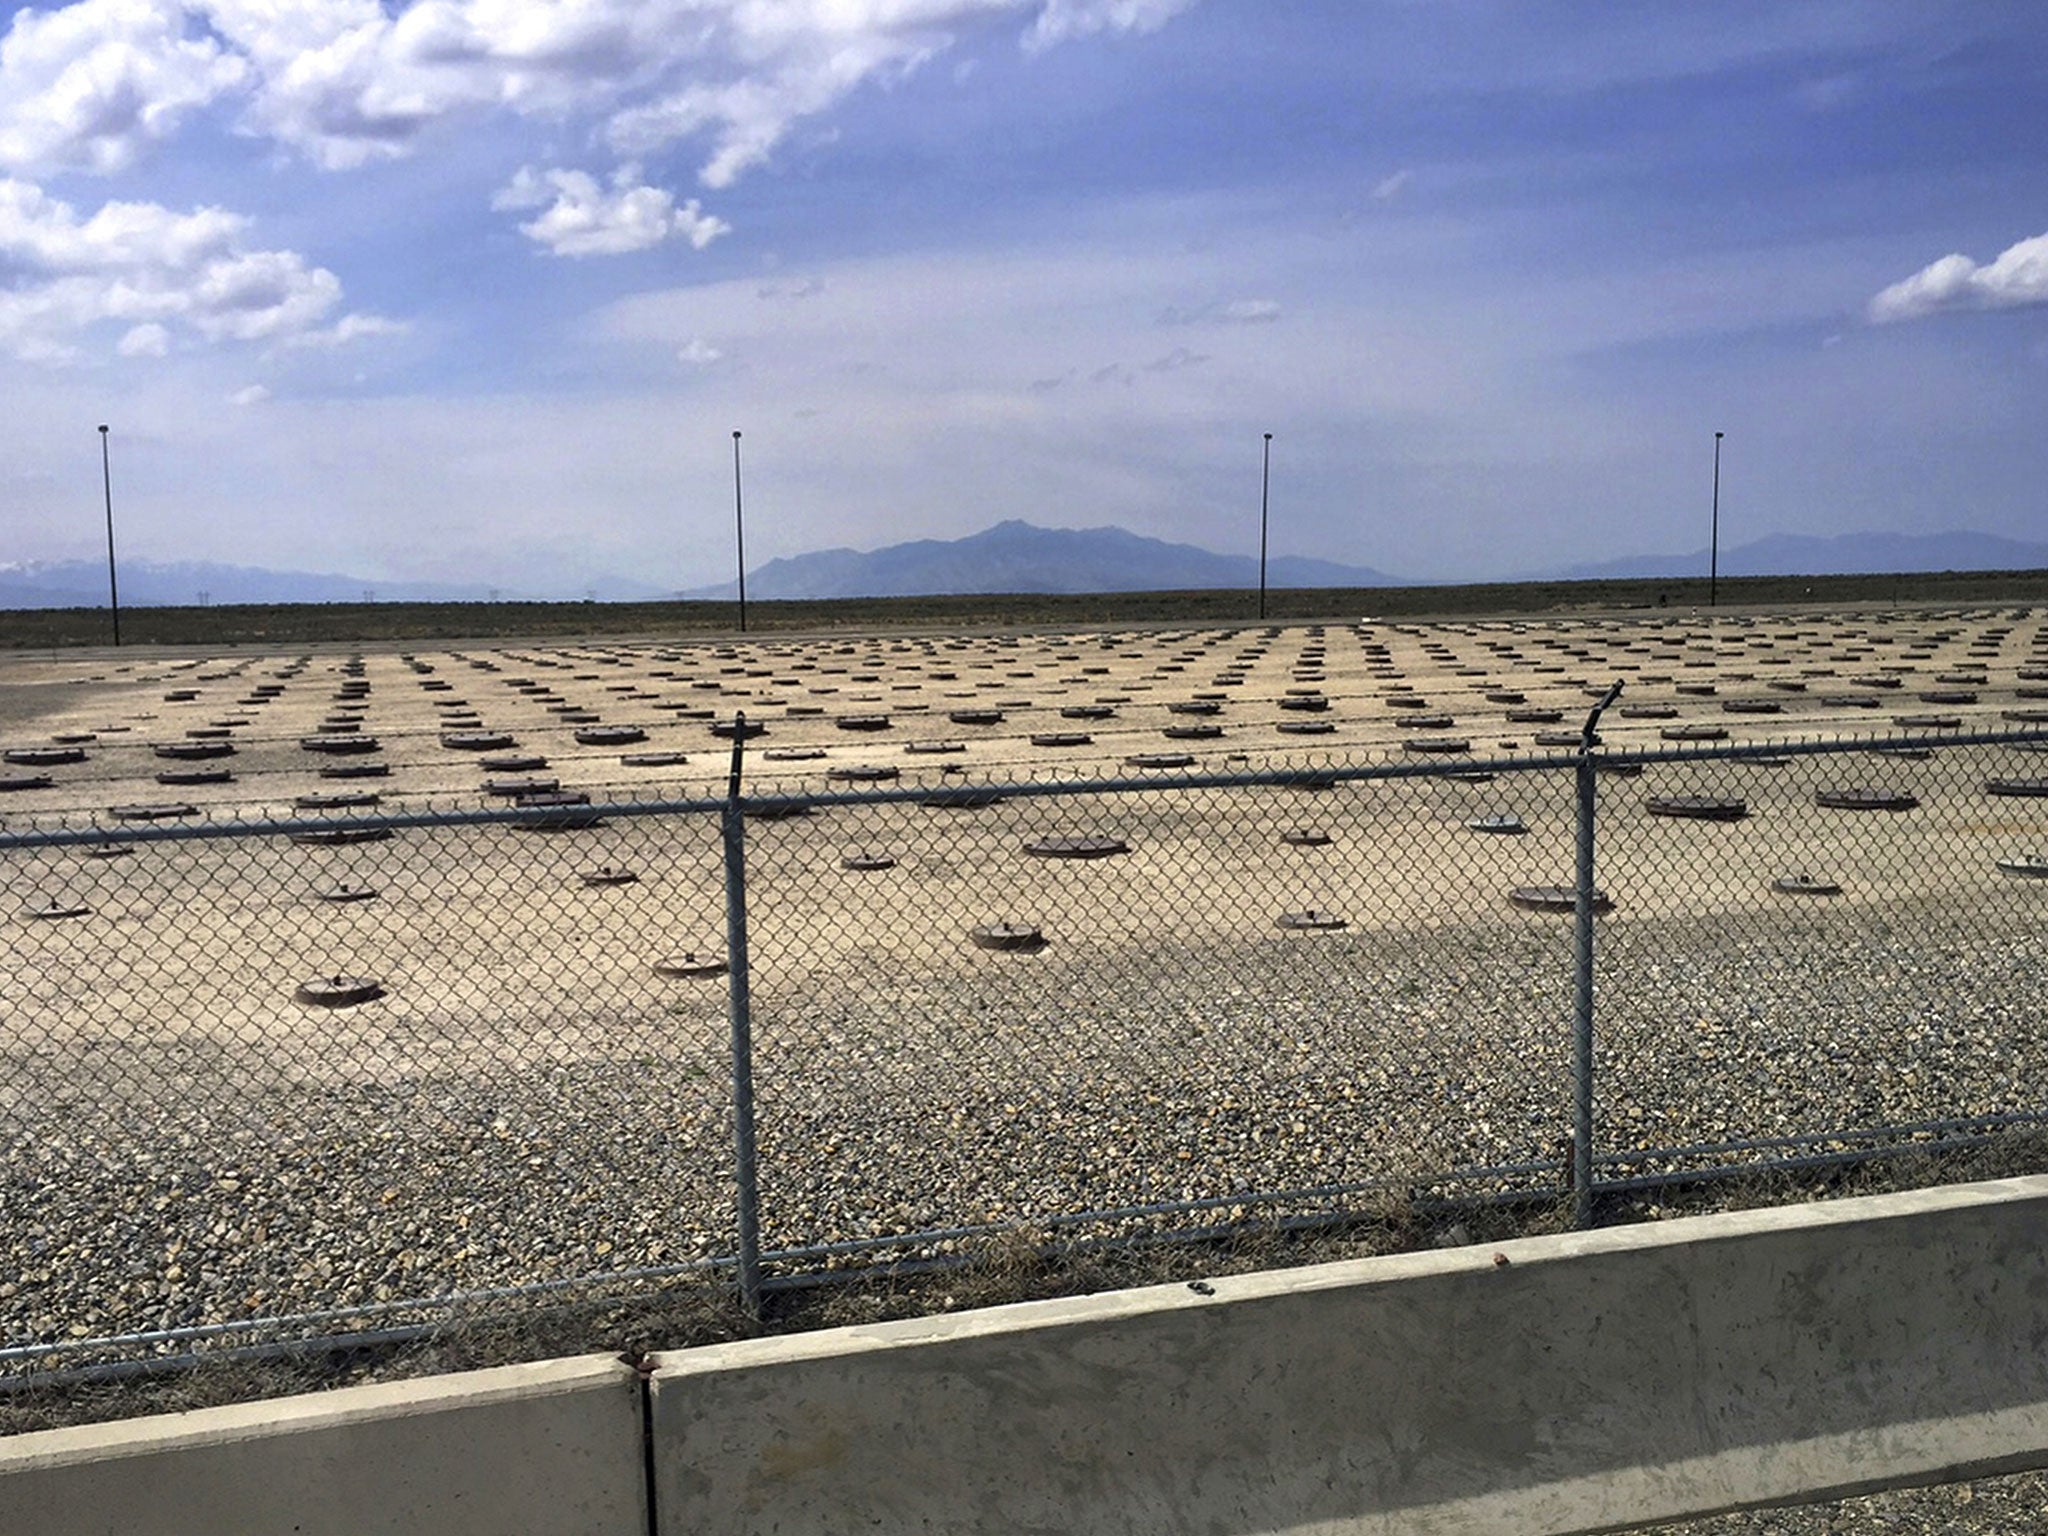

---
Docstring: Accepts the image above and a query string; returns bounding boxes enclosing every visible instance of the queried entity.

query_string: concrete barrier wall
[0,1354,645,1536]
[649,1176,2048,1535]
[11,1181,2048,1536]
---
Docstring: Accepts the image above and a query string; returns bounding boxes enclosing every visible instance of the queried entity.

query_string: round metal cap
[970,922,1046,951]
[294,975,386,1007]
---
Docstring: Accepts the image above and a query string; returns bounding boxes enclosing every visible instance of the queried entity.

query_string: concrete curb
[11,1181,2048,1536]
[0,1353,644,1536]
[649,1178,2048,1534]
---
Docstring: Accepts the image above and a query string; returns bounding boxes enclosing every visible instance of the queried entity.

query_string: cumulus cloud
[2,2,1197,184]
[228,382,269,405]
[284,311,411,349]
[606,25,950,190]
[0,2,1195,354]
[1868,230,2048,323]
[493,164,729,257]
[0,175,394,360]
[117,321,168,356]
[677,336,723,365]
[0,0,247,175]
[1027,0,1196,50]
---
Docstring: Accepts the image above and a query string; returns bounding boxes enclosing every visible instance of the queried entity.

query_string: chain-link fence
[6,719,2047,1390]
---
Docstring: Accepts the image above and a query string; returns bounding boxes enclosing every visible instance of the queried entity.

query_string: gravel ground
[5,893,2043,1350]
[1656,1472,2048,1535]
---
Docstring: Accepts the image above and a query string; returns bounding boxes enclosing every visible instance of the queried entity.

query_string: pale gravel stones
[20,892,2044,1372]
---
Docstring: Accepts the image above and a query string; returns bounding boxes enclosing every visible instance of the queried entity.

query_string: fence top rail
[2,725,2043,850]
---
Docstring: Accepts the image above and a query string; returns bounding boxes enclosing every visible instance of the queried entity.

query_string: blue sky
[2,0,2044,596]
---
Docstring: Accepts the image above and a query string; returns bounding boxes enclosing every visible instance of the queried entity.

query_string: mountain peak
[685,522,1403,600]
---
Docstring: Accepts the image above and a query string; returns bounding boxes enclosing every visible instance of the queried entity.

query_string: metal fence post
[1573,681,1623,1228]
[721,715,764,1320]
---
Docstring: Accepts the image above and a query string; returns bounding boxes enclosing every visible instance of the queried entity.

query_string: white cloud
[0,2,1193,361]
[0,175,244,267]
[1157,297,1280,326]
[1372,169,1411,202]
[229,382,270,405]
[197,0,474,172]
[117,321,169,357]
[493,164,729,257]
[604,24,948,189]
[0,0,248,175]
[1868,231,2048,323]
[0,2,1198,185]
[1026,0,1195,50]
[1793,74,1861,114]
[625,2,1185,186]
[284,311,410,349]
[0,175,393,360]
[677,336,723,364]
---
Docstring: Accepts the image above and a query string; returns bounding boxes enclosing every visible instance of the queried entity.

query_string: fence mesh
[1591,735,2048,1183]
[4,616,2047,1407]
[739,766,1582,1268]
[4,801,741,1377]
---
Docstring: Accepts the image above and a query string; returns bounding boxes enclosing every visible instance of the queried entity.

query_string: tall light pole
[1708,429,1724,610]
[98,424,121,646]
[1257,431,1273,622]
[731,429,748,635]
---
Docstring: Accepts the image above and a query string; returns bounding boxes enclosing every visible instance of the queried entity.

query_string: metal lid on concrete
[1276,908,1348,930]
[1023,835,1130,859]
[970,922,1046,951]
[1815,788,1919,811]
[291,825,394,845]
[1984,778,2048,797]
[1509,885,1614,914]
[294,975,386,1007]
[1645,795,1749,821]
[1773,873,1842,896]
[25,899,91,920]
[1280,828,1334,846]
[1467,813,1527,834]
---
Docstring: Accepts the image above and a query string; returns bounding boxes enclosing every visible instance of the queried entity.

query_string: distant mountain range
[681,519,1403,599]
[2,524,2043,610]
[0,558,502,610]
[1549,530,2048,582]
